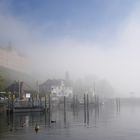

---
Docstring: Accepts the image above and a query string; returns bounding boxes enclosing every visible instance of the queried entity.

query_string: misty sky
[1,0,140,97]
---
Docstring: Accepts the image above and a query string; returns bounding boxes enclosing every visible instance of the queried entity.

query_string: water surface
[0,102,140,140]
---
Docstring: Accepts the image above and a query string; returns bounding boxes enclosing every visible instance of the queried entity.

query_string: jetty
[7,99,45,113]
[7,106,45,113]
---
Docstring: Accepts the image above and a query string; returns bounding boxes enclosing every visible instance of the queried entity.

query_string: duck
[35,124,39,133]
[51,120,56,123]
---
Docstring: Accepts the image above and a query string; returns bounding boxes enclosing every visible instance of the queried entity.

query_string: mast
[18,80,20,99]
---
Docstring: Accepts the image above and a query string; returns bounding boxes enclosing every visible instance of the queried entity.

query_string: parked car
[0,97,4,100]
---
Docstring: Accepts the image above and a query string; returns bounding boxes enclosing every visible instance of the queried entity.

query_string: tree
[0,75,5,91]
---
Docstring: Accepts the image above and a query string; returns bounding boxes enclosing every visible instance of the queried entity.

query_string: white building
[51,80,73,98]
[40,79,73,100]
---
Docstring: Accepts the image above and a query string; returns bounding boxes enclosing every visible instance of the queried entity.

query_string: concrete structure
[0,47,29,73]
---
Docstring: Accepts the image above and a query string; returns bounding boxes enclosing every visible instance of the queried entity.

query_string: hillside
[0,66,36,90]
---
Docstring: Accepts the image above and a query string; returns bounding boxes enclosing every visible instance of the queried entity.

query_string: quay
[7,106,45,113]
[6,99,46,113]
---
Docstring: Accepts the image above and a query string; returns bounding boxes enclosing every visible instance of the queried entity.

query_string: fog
[1,1,140,97]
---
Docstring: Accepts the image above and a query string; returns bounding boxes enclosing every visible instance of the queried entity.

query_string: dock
[7,106,45,113]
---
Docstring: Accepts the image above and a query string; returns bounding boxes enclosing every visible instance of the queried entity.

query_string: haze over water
[1,101,140,140]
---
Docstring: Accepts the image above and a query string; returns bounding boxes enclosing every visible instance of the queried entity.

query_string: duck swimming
[35,124,39,133]
[51,120,56,123]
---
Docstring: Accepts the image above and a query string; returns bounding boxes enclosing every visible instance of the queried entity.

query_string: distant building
[6,81,33,100]
[39,79,73,99]
[0,47,29,73]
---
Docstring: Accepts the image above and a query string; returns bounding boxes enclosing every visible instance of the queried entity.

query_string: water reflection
[1,101,140,140]
[3,104,110,133]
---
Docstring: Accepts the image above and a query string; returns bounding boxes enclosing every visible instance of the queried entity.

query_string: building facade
[39,79,73,100]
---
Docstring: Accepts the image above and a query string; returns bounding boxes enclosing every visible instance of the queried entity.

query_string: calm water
[1,102,140,140]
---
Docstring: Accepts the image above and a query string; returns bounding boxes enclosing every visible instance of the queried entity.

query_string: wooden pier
[7,106,45,113]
